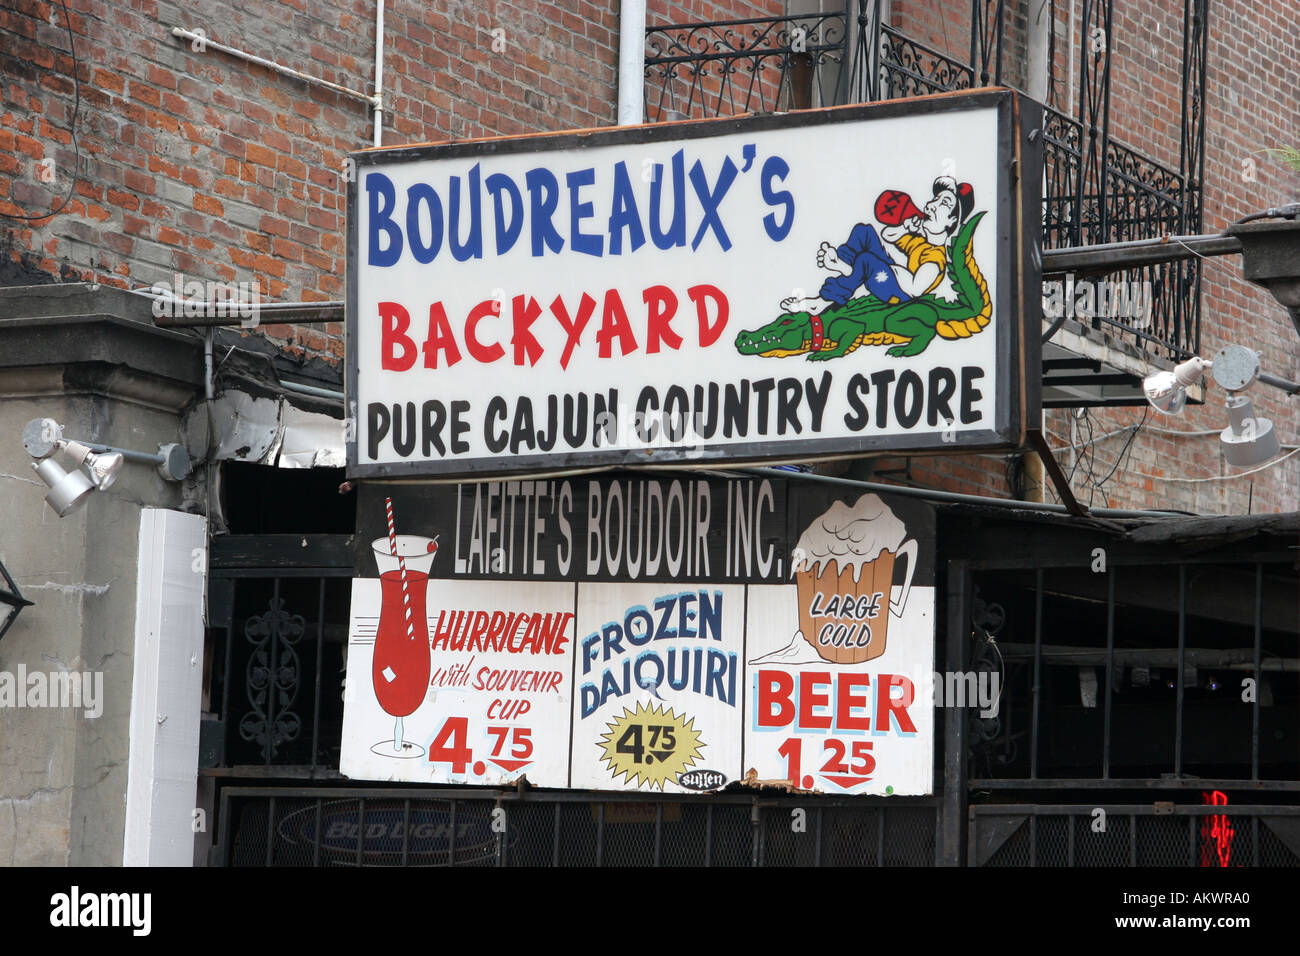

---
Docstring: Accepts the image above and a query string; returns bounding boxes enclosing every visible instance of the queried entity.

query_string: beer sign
[345,89,1041,478]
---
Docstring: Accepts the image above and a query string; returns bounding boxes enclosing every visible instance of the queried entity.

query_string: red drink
[373,569,432,717]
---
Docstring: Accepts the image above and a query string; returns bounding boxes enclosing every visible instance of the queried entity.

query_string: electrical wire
[1050,414,1300,484]
[0,0,83,223]
[1145,446,1300,483]
[1092,407,1148,495]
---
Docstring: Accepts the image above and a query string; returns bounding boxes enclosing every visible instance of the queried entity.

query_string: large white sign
[340,476,936,795]
[346,91,1037,477]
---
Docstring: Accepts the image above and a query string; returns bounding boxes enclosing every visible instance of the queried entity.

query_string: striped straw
[384,497,416,643]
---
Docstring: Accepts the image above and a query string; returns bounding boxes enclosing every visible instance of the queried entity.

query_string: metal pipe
[204,328,214,401]
[373,1,385,146]
[80,442,165,466]
[1175,565,1186,775]
[130,288,343,313]
[1258,371,1300,396]
[1041,232,1242,276]
[1252,564,1262,780]
[281,380,345,402]
[1031,569,1043,780]
[619,0,647,125]
[738,466,1186,519]
[170,27,377,105]
[131,287,345,327]
[1103,571,1114,779]
[989,644,1298,671]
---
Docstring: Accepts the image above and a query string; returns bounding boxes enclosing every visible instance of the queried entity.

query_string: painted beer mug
[792,494,917,664]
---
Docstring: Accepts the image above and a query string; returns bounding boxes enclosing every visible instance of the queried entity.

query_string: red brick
[107,188,140,211]
[193,193,223,215]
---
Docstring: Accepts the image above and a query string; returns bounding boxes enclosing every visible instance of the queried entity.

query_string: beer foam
[792,494,908,582]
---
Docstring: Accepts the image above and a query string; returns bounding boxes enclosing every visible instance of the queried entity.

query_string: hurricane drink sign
[346,90,1041,477]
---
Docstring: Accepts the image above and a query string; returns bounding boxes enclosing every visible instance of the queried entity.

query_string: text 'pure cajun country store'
[0,0,1297,869]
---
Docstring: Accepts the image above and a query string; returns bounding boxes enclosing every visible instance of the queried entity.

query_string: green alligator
[735,211,991,360]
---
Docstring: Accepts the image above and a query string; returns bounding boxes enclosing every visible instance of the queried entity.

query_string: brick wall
[2,0,1296,512]
[1,0,623,361]
[1040,0,1300,515]
[860,0,1299,514]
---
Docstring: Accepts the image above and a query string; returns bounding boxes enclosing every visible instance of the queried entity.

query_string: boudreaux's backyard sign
[346,89,1041,478]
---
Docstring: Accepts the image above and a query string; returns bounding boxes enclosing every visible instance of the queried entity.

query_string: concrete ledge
[0,284,204,389]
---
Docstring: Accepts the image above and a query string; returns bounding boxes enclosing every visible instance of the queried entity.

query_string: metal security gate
[970,805,1300,867]
[216,787,940,867]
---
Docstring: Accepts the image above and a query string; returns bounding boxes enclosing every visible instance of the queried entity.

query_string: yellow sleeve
[915,245,946,269]
[895,234,946,269]
[895,234,923,256]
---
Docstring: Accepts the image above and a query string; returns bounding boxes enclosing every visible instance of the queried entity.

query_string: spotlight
[1143,345,1285,469]
[32,457,96,517]
[21,419,190,518]
[1143,357,1212,414]
[61,441,125,491]
[1221,394,1280,467]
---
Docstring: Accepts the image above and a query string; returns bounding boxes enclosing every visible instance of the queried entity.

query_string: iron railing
[644,10,850,119]
[215,786,940,867]
[644,0,1208,359]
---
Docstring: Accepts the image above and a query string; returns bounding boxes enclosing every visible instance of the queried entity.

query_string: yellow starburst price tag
[597,701,703,790]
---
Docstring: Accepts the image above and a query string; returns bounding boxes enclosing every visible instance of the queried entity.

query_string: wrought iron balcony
[645,0,1208,362]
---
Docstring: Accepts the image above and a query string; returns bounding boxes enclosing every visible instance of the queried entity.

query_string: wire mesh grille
[220,790,938,867]
[1075,813,1131,867]
[974,809,1299,867]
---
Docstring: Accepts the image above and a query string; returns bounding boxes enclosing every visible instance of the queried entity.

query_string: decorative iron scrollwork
[645,13,848,121]
[879,26,974,100]
[240,596,305,760]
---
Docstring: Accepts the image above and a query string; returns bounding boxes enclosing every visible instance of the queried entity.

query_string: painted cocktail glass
[371,534,437,751]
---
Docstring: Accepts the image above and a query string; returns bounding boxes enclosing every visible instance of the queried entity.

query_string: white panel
[570,583,746,792]
[743,493,935,795]
[123,508,207,866]
[341,577,577,785]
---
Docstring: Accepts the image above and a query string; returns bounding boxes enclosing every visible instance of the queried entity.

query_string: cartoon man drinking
[780,175,975,317]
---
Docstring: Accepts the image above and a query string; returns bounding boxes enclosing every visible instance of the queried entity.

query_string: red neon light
[1199,790,1233,867]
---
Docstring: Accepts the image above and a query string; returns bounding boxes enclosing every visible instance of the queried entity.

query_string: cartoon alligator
[735,211,991,360]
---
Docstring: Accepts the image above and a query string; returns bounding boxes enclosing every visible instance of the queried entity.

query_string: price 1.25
[777,736,875,790]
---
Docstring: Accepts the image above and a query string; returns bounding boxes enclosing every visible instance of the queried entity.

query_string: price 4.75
[616,723,676,765]
[428,716,533,775]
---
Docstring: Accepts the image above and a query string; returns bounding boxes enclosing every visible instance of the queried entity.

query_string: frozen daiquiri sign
[346,89,1041,477]
[340,473,936,795]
